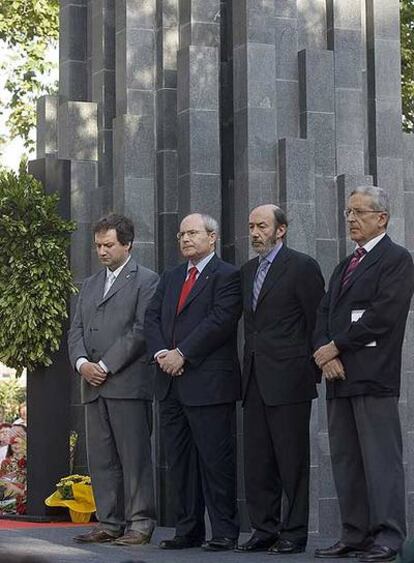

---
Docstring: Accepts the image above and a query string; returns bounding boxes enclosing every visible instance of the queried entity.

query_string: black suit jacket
[313,234,414,399]
[241,245,325,406]
[144,254,242,406]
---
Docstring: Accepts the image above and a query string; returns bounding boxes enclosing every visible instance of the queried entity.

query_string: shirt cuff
[75,357,88,373]
[154,349,169,360]
[98,360,109,373]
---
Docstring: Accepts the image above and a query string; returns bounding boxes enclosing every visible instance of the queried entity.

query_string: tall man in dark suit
[238,204,325,555]
[144,213,241,552]
[68,214,158,546]
[313,186,414,562]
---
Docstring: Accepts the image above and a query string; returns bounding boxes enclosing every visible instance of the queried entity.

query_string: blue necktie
[252,259,270,310]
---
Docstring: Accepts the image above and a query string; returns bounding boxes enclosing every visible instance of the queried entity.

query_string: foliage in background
[401,0,414,132]
[0,379,25,422]
[0,161,77,375]
[0,0,59,151]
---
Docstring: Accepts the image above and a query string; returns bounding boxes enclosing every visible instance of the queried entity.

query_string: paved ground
[0,527,343,563]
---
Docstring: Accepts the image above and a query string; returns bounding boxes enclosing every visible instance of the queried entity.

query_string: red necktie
[177,267,198,314]
[341,247,366,288]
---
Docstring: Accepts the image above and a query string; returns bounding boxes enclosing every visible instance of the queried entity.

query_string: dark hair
[273,207,288,230]
[93,213,135,248]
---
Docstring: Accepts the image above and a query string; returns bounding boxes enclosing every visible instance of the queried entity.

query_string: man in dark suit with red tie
[144,213,241,552]
[313,186,414,562]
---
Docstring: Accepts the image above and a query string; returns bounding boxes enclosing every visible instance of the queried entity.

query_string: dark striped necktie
[341,247,367,288]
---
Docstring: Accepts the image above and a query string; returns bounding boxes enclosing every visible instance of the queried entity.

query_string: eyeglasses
[343,208,386,218]
[176,229,209,240]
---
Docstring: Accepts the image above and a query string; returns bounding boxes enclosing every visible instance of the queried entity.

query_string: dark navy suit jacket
[144,254,242,406]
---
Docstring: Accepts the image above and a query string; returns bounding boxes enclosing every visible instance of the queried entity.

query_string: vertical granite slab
[233,0,278,265]
[327,0,364,176]
[278,137,316,257]
[114,0,156,271]
[36,96,59,159]
[297,0,327,51]
[59,0,88,100]
[299,48,336,280]
[366,0,404,244]
[90,0,116,213]
[177,1,221,226]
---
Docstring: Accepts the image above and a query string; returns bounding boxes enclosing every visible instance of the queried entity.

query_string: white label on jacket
[351,309,376,347]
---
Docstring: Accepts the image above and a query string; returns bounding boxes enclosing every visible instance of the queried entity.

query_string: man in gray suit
[68,213,158,545]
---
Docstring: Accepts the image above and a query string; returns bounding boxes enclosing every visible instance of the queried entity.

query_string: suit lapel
[244,257,259,312]
[177,254,218,315]
[255,245,289,310]
[334,235,391,303]
[98,258,137,306]
[170,263,188,317]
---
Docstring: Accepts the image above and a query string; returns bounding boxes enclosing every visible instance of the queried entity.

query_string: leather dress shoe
[112,530,151,546]
[315,541,369,558]
[358,545,397,562]
[73,527,122,543]
[268,538,306,554]
[236,534,279,552]
[159,536,204,549]
[201,537,237,551]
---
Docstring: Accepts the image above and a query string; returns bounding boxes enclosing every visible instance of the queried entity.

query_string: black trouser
[244,373,311,544]
[327,395,406,551]
[159,381,239,540]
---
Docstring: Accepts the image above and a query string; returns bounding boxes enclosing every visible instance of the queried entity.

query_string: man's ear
[276,224,287,239]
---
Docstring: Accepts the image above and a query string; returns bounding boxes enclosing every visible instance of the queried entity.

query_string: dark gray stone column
[90,0,116,214]
[177,0,221,223]
[60,0,88,100]
[299,48,336,280]
[366,0,404,243]
[156,0,179,270]
[274,1,299,138]
[233,0,277,265]
[403,134,414,535]
[327,0,364,176]
[114,0,156,270]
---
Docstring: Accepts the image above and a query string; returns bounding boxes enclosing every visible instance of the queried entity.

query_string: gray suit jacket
[68,258,159,404]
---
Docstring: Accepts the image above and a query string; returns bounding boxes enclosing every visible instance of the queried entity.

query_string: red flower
[17,458,26,469]
[16,500,26,515]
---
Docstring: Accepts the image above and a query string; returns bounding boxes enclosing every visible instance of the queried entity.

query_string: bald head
[249,204,288,256]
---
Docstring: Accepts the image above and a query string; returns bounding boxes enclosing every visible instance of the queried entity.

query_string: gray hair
[200,213,219,235]
[350,185,390,215]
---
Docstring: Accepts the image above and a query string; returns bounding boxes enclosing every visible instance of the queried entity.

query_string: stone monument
[29,0,414,535]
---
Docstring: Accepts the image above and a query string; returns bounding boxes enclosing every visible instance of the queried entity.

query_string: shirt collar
[188,252,215,274]
[260,242,283,264]
[357,232,386,254]
[106,255,131,279]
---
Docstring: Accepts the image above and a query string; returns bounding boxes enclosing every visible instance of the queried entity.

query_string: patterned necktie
[341,247,367,288]
[177,267,198,314]
[252,259,270,311]
[103,271,116,297]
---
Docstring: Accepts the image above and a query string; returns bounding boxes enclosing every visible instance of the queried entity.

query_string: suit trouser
[85,396,156,535]
[159,381,239,540]
[327,395,406,551]
[244,373,311,543]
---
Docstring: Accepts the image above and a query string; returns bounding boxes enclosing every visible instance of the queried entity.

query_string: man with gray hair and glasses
[145,212,241,552]
[313,186,414,562]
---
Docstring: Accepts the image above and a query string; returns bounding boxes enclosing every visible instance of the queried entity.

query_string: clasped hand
[157,349,184,376]
[80,361,107,386]
[313,341,346,381]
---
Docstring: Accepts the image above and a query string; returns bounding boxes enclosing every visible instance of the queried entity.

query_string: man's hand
[79,362,108,386]
[322,358,346,381]
[157,349,184,376]
[314,341,340,367]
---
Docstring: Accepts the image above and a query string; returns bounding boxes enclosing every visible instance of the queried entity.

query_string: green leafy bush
[0,379,26,422]
[0,162,76,375]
